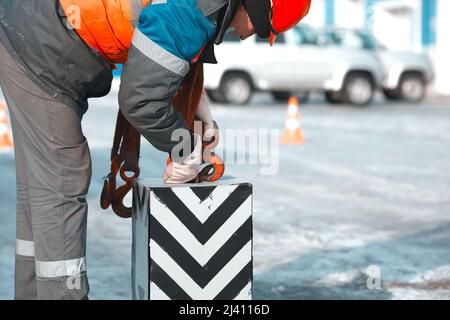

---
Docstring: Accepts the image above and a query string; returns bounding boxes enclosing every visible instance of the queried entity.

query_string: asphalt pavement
[1,88,450,299]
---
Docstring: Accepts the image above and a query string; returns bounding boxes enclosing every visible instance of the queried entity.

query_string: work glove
[164,134,202,184]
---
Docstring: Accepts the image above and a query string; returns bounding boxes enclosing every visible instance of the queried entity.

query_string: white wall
[371,0,421,52]
[335,0,365,29]
[302,0,366,30]
[435,0,450,94]
[302,0,326,28]
[298,0,450,95]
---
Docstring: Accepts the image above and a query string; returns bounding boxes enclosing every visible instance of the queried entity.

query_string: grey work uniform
[0,0,228,300]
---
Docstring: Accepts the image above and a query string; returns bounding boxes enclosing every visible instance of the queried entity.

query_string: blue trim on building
[365,0,376,28]
[422,0,436,46]
[325,0,335,26]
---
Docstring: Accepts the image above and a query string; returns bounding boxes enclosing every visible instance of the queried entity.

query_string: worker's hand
[164,134,202,184]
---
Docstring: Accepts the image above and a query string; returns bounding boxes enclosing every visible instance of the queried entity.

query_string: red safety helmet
[270,0,312,45]
[215,0,311,45]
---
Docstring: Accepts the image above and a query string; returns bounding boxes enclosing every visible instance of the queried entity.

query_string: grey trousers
[0,42,91,300]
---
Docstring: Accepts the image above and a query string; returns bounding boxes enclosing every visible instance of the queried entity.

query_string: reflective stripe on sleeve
[132,28,190,77]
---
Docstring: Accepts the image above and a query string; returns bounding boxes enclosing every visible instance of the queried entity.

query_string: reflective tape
[16,239,35,257]
[131,0,144,28]
[131,1,167,28]
[132,29,190,77]
[35,257,86,278]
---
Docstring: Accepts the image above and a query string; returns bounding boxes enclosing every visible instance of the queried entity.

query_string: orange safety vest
[60,0,151,64]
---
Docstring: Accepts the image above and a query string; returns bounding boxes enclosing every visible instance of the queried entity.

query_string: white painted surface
[435,0,450,94]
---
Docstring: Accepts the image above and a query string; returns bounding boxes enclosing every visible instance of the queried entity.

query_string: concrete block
[131,178,253,300]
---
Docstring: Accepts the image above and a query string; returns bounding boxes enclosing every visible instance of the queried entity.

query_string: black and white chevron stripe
[148,183,253,300]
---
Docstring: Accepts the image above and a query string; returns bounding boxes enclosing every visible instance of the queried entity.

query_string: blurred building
[303,0,450,95]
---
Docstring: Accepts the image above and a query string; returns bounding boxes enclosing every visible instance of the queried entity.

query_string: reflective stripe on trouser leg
[34,257,88,298]
[16,239,35,257]
[35,257,86,278]
[0,42,91,300]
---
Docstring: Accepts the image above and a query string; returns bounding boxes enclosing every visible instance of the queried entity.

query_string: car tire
[325,91,344,104]
[398,73,426,103]
[218,73,253,105]
[206,89,227,103]
[342,73,375,106]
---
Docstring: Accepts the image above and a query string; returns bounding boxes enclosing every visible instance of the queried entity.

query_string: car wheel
[399,74,426,103]
[325,91,344,104]
[219,73,253,105]
[383,89,400,101]
[342,73,375,106]
[206,89,227,103]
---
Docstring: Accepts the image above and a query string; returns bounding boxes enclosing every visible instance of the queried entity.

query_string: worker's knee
[58,138,92,197]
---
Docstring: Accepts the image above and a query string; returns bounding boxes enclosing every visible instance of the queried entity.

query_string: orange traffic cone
[281,96,305,145]
[0,101,14,151]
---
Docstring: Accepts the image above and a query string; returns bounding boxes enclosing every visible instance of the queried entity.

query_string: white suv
[204,24,385,106]
[322,28,435,103]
